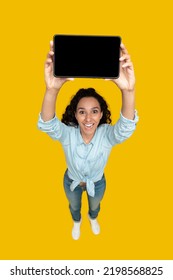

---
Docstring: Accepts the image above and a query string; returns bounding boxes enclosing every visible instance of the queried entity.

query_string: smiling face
[75,97,103,143]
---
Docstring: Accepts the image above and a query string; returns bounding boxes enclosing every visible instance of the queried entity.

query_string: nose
[85,112,92,121]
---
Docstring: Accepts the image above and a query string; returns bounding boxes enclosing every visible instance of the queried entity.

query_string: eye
[78,110,85,115]
[92,109,99,114]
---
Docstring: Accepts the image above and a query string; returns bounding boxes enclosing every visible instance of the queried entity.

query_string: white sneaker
[88,215,100,235]
[72,220,82,240]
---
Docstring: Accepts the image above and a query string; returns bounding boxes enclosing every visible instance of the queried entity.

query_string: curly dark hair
[61,88,112,126]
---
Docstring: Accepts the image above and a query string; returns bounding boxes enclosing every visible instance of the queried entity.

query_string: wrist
[121,88,135,95]
[45,87,59,96]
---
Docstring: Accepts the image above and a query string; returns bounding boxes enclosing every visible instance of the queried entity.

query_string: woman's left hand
[107,43,135,92]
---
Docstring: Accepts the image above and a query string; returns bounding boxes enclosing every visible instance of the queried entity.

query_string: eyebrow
[77,107,100,110]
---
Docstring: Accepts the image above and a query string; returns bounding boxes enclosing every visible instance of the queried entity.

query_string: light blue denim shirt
[38,111,139,197]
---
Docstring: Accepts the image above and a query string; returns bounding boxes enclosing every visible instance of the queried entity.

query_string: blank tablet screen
[53,35,121,78]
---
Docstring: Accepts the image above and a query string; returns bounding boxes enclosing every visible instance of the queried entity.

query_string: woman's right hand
[44,40,74,91]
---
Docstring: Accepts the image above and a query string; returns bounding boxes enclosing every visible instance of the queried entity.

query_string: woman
[38,40,139,240]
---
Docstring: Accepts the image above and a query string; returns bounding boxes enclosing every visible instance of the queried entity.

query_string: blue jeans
[63,170,106,222]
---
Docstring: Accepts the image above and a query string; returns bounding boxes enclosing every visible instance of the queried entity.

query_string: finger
[60,77,75,82]
[45,61,50,68]
[45,58,52,64]
[122,62,133,68]
[50,40,54,51]
[45,58,53,68]
[47,50,54,59]
[67,78,75,81]
[120,43,128,55]
[119,54,131,62]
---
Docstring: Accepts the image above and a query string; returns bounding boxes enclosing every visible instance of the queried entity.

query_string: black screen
[53,35,121,78]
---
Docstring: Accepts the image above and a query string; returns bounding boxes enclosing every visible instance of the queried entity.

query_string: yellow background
[0,0,173,260]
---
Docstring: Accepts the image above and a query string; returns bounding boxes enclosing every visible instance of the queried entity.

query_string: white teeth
[84,124,93,127]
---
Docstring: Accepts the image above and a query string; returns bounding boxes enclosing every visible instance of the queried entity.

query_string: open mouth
[83,123,94,129]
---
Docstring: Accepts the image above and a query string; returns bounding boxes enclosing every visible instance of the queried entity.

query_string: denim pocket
[64,169,73,185]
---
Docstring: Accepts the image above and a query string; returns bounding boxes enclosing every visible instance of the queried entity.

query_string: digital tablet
[53,35,121,78]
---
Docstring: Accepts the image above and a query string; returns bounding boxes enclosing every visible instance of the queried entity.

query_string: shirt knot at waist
[70,179,95,197]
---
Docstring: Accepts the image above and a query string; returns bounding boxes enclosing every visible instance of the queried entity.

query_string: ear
[100,111,103,119]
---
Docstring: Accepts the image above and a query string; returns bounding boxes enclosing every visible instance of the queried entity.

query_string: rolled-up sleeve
[107,110,139,146]
[37,114,69,142]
